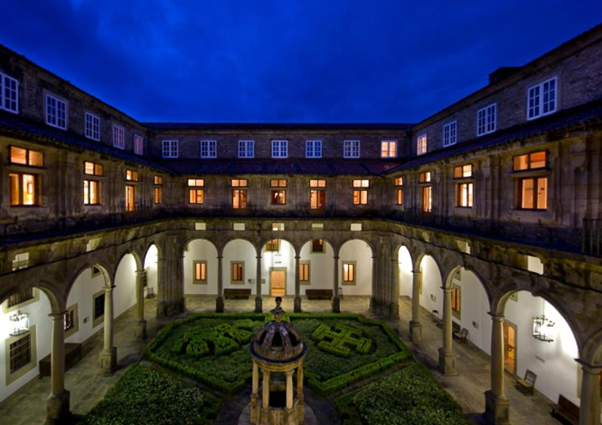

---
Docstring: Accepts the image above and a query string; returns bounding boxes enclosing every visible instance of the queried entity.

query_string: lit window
[381,141,397,158]
[456,183,473,208]
[352,179,369,205]
[266,239,280,252]
[528,77,557,120]
[200,140,217,158]
[134,135,144,155]
[477,104,496,136]
[238,140,254,158]
[46,94,67,130]
[0,72,19,114]
[112,125,125,149]
[443,121,457,147]
[84,180,101,205]
[154,176,164,185]
[419,172,431,183]
[272,140,288,158]
[64,306,77,335]
[84,161,104,176]
[299,261,310,283]
[10,147,44,167]
[231,179,248,187]
[270,180,287,205]
[306,140,322,158]
[231,262,244,283]
[421,186,432,213]
[513,151,546,171]
[232,178,248,209]
[7,288,34,307]
[342,262,356,284]
[343,140,360,158]
[188,179,205,204]
[453,164,473,178]
[125,185,136,212]
[125,170,139,181]
[12,253,29,271]
[162,140,179,158]
[9,173,38,206]
[311,239,325,253]
[417,133,427,155]
[310,188,326,210]
[194,261,207,283]
[154,176,163,205]
[310,179,326,188]
[395,177,403,206]
[519,177,547,210]
[85,113,100,141]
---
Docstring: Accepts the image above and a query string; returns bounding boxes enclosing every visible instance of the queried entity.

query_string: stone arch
[396,244,414,298]
[339,236,377,258]
[182,236,219,257]
[444,265,493,305]
[66,261,113,299]
[143,242,163,266]
[0,279,64,314]
[115,248,143,273]
[298,236,339,256]
[221,236,259,257]
[582,328,602,365]
[222,238,260,294]
[338,238,374,297]
[259,236,297,257]
[184,238,220,295]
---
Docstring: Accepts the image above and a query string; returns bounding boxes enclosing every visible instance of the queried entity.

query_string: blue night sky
[1,0,601,123]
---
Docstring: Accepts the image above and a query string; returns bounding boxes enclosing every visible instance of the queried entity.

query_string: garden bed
[82,364,221,425]
[145,313,412,396]
[335,363,469,425]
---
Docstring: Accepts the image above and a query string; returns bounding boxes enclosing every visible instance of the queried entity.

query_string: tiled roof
[156,158,403,176]
[386,97,602,174]
[0,111,172,173]
[144,122,413,131]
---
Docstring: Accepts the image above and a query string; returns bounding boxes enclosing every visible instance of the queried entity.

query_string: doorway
[503,321,517,376]
[270,268,287,297]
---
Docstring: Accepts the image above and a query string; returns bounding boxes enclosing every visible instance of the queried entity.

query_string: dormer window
[477,104,496,136]
[306,140,322,158]
[200,140,217,158]
[0,72,19,114]
[528,77,557,120]
[272,140,288,158]
[162,140,179,158]
[134,135,144,155]
[238,140,254,158]
[381,141,397,158]
[344,140,360,158]
[112,125,125,149]
[443,121,457,147]
[46,94,68,130]
[85,113,101,141]
[417,134,427,156]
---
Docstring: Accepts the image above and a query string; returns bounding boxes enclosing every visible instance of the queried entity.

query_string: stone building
[0,20,601,425]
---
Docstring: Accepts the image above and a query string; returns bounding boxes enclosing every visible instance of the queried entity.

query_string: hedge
[335,363,470,425]
[82,364,221,425]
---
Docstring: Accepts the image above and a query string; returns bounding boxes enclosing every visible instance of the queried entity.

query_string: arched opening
[416,254,443,320]
[260,238,295,299]
[397,245,413,298]
[222,239,258,310]
[0,286,55,403]
[298,238,335,312]
[114,253,138,319]
[183,239,219,308]
[339,239,373,311]
[143,244,159,298]
[501,290,580,408]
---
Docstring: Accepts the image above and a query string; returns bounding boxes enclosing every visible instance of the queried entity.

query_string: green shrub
[335,363,469,425]
[82,365,221,425]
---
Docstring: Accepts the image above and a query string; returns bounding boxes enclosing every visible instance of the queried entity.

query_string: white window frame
[381,140,397,158]
[112,124,125,149]
[306,140,322,158]
[162,140,179,158]
[238,140,254,158]
[200,140,217,158]
[477,104,496,136]
[0,72,19,114]
[417,133,427,156]
[84,112,101,141]
[443,121,457,147]
[134,134,144,155]
[527,77,558,120]
[343,140,360,158]
[272,140,288,158]
[45,93,68,130]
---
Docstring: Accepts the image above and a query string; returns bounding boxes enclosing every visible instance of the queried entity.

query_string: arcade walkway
[0,295,558,425]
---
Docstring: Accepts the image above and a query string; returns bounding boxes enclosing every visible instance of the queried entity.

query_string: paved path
[0,295,557,425]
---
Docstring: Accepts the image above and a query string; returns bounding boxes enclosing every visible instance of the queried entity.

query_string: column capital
[488,312,505,321]
[412,270,422,276]
[217,255,223,260]
[576,359,602,373]
[294,255,301,261]
[256,255,262,260]
[285,369,295,377]
[104,284,116,292]
[441,286,453,293]
[333,255,340,260]
[136,269,146,276]
[49,311,66,319]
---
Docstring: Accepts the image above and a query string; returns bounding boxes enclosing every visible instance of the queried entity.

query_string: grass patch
[81,364,221,425]
[335,363,469,425]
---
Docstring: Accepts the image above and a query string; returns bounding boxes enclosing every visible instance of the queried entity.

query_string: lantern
[532,301,555,342]
[9,310,30,337]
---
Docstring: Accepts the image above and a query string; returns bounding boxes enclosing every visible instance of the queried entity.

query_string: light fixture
[532,300,555,342]
[9,310,30,337]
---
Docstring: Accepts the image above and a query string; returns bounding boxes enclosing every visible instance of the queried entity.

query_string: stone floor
[0,295,558,425]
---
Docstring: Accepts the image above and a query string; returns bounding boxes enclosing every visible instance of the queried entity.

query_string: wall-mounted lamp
[9,310,30,337]
[532,301,555,342]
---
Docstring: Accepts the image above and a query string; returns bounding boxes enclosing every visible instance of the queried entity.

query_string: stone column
[389,257,400,319]
[100,285,117,374]
[370,254,380,314]
[332,255,340,313]
[294,255,302,313]
[216,255,224,312]
[255,255,263,313]
[135,269,147,340]
[297,363,305,419]
[409,270,422,342]
[484,313,510,425]
[577,360,602,425]
[156,253,167,319]
[286,370,294,411]
[46,312,70,425]
[262,369,270,410]
[438,286,457,376]
[251,361,259,423]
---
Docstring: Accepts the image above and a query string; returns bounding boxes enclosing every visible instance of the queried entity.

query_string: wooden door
[503,321,517,375]
[270,269,286,297]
